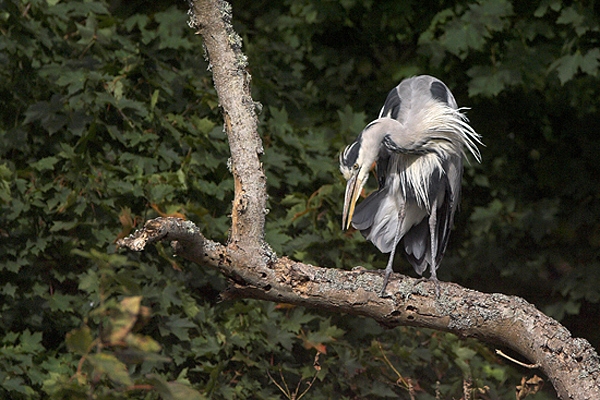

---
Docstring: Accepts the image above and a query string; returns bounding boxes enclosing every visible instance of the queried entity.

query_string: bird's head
[339,119,399,230]
[339,141,368,230]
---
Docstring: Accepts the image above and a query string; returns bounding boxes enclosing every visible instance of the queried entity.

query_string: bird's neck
[361,118,401,160]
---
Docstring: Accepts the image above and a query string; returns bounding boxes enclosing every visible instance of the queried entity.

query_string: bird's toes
[429,276,441,298]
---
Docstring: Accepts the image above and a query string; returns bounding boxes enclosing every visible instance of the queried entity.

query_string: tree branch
[190,0,266,254]
[118,1,600,399]
[118,217,600,399]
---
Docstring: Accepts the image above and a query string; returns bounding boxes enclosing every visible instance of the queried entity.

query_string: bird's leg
[429,263,441,297]
[380,204,406,297]
[380,255,394,297]
[428,198,441,297]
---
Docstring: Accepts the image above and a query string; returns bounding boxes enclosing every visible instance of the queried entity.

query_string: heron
[339,75,482,296]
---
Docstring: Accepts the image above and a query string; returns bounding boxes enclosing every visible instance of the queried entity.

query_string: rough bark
[188,0,267,269]
[118,1,600,399]
[118,217,600,400]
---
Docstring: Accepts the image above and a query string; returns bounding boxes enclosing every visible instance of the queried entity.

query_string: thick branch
[118,218,600,400]
[190,0,266,253]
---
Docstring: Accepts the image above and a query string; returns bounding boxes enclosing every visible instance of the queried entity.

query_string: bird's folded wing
[352,187,399,254]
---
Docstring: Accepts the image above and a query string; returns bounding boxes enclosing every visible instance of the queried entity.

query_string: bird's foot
[412,275,441,298]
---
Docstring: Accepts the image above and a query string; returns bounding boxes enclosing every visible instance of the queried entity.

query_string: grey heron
[340,75,482,296]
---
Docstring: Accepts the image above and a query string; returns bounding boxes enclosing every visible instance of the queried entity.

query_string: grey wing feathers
[352,187,399,254]
[402,75,458,109]
[380,75,459,121]
[404,155,462,274]
[375,149,390,189]
[381,76,481,163]
[402,219,429,274]
[404,189,451,275]
[379,88,402,120]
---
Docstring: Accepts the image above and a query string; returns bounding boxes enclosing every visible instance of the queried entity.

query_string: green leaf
[362,380,397,397]
[147,374,204,400]
[1,282,17,297]
[534,0,562,17]
[150,89,160,110]
[467,66,519,97]
[87,353,133,386]
[49,219,79,232]
[23,101,51,124]
[162,316,196,341]
[78,270,99,294]
[483,364,507,382]
[0,163,12,202]
[580,48,600,76]
[48,292,77,312]
[337,104,366,134]
[1,377,35,396]
[66,326,94,355]
[2,259,25,273]
[31,156,59,172]
[56,70,86,95]
[109,296,142,344]
[191,116,216,135]
[544,300,581,320]
[550,53,582,84]
[453,346,477,376]
[125,333,162,353]
[19,330,44,353]
[191,336,221,358]
[556,6,587,35]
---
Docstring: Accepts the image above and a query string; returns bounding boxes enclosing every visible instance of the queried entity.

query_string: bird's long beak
[342,172,364,230]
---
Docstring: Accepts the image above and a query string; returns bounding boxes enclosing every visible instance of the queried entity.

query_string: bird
[339,75,482,296]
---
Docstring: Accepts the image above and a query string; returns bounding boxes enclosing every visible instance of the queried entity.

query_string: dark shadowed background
[1,0,599,398]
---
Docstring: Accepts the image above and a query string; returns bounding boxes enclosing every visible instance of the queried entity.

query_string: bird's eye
[353,163,359,170]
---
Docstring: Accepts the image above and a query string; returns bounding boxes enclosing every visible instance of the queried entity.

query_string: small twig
[377,340,415,399]
[71,337,100,380]
[122,384,154,392]
[496,349,541,369]
[266,352,321,400]
[377,341,410,389]
[280,367,291,398]
[21,3,31,17]
[296,352,321,400]
[266,367,291,399]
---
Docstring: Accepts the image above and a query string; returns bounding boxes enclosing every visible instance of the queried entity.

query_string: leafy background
[1,0,599,398]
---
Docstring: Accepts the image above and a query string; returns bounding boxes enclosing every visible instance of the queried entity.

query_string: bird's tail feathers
[404,219,430,275]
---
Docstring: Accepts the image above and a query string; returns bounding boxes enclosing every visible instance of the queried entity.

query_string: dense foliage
[1,0,599,398]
